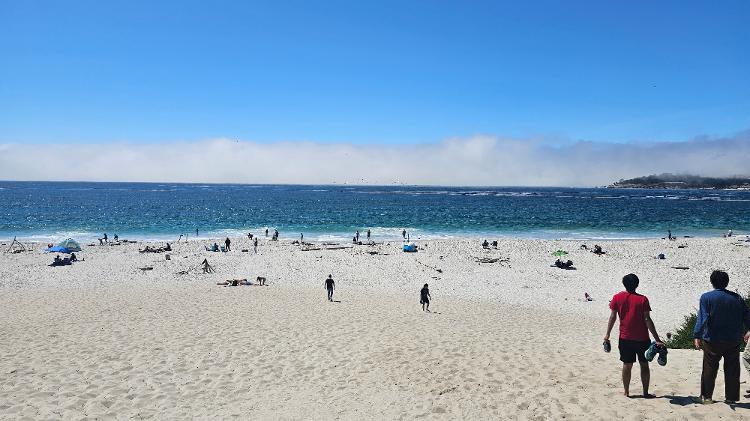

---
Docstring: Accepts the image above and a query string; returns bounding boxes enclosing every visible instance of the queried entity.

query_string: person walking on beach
[603,274,665,398]
[300,233,304,242]
[103,233,108,243]
[355,230,360,242]
[265,228,268,237]
[402,229,406,239]
[253,237,258,254]
[693,270,750,404]
[225,237,231,251]
[367,229,371,241]
[325,275,335,302]
[420,284,431,312]
[196,228,199,236]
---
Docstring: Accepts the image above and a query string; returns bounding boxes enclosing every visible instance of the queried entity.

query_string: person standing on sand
[367,229,371,241]
[604,274,665,398]
[693,270,750,404]
[225,237,231,251]
[325,275,335,302]
[253,237,258,254]
[402,229,406,239]
[300,233,304,242]
[420,284,431,312]
[355,230,359,242]
[265,228,268,237]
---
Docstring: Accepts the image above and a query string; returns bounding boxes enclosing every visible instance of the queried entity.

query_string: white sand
[1,236,749,419]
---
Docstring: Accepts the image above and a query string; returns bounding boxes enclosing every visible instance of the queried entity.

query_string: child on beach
[420,284,431,312]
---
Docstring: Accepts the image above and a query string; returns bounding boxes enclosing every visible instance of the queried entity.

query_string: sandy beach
[1,235,749,419]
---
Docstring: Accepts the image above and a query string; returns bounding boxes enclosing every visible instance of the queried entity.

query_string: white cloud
[1,131,748,186]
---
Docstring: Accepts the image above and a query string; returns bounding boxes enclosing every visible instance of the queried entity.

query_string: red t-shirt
[610,291,652,341]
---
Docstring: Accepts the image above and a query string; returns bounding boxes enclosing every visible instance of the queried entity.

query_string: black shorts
[618,338,650,363]
[420,297,429,305]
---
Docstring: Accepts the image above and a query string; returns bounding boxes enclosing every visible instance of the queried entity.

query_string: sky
[1,1,748,185]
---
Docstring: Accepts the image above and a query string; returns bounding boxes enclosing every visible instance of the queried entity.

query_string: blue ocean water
[0,181,748,242]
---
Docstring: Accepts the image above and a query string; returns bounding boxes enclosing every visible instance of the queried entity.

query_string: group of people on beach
[604,270,750,403]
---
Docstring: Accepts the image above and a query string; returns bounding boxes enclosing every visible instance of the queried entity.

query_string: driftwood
[300,246,353,251]
[671,266,690,270]
[416,260,443,273]
[475,256,511,266]
[4,237,26,254]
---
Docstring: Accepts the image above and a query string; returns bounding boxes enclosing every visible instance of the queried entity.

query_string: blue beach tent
[46,246,72,253]
[403,243,417,253]
[45,238,82,253]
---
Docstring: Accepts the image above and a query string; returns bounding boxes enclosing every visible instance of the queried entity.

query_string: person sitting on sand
[70,253,78,262]
[52,255,63,266]
[554,259,574,269]
[420,284,431,312]
[217,278,250,286]
[491,240,498,249]
[212,243,219,252]
[482,240,489,249]
[325,275,335,302]
[114,234,119,242]
[603,274,665,398]
[593,245,605,255]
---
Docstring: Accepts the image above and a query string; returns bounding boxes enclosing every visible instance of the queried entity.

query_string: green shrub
[666,313,698,349]
[666,293,750,350]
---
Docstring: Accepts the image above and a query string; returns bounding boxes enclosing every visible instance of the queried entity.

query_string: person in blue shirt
[693,270,750,404]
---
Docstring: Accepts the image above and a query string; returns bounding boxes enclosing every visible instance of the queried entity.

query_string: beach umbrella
[552,250,568,257]
[55,238,82,252]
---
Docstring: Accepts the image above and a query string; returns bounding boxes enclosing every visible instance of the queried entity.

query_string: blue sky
[1,0,748,145]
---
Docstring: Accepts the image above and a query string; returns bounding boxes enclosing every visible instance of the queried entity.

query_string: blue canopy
[46,246,72,253]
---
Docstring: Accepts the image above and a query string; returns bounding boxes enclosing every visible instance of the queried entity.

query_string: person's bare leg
[640,361,653,397]
[622,363,633,397]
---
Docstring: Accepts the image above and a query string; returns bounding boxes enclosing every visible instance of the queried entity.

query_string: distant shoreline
[608,174,750,190]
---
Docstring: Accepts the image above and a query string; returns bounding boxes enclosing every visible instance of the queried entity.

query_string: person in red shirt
[604,273,665,398]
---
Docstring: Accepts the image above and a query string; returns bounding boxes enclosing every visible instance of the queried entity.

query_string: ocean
[0,181,748,242]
